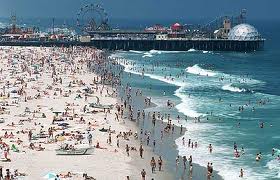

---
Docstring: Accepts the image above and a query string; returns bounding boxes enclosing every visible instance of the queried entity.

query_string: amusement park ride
[76,3,111,32]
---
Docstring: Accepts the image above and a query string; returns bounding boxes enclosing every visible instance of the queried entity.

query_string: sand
[0,46,172,180]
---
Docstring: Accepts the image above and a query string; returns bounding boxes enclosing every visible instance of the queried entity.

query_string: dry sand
[0,46,172,180]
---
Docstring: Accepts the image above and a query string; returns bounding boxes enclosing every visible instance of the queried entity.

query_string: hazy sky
[0,0,279,21]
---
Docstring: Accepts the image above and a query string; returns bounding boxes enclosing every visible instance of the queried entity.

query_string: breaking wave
[186,64,217,77]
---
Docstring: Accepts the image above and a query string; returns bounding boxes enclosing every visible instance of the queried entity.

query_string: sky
[0,0,279,21]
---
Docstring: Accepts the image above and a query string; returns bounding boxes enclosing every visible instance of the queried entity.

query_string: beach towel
[12,144,19,152]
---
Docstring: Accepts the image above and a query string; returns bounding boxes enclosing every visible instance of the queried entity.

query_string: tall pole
[52,18,54,34]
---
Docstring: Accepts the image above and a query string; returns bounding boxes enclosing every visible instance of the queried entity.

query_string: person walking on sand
[139,144,144,158]
[0,166,3,180]
[158,156,163,171]
[87,132,92,145]
[28,130,32,142]
[126,144,130,156]
[150,157,156,173]
[141,169,146,180]
[117,138,120,148]
[153,139,156,151]
[108,133,112,145]
[146,134,150,146]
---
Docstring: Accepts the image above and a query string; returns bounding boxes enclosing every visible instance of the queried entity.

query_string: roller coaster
[200,9,247,33]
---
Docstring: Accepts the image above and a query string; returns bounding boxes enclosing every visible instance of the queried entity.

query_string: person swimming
[256,153,261,161]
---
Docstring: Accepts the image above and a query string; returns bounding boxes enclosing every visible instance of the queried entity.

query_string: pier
[0,38,264,52]
[0,7,264,52]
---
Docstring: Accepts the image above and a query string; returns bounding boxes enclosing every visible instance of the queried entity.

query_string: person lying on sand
[7,122,15,127]
[14,169,27,177]
[59,171,72,178]
[28,143,45,151]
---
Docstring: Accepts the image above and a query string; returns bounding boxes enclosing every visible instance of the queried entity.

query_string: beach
[0,46,175,180]
[1,42,279,180]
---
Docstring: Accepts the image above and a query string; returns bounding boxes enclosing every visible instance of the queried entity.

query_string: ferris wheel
[77,3,110,32]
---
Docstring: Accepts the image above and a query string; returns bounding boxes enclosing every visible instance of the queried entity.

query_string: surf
[186,64,217,77]
[222,84,246,93]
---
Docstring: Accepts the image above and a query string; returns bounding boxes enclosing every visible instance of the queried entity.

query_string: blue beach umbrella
[43,172,58,180]
[58,123,69,127]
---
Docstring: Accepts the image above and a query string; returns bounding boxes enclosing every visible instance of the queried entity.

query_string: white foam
[117,59,186,87]
[174,86,205,118]
[129,50,144,54]
[142,52,154,58]
[175,124,269,180]
[117,60,142,76]
[188,48,196,52]
[145,74,186,87]
[266,159,280,178]
[149,49,162,54]
[148,49,188,54]
[186,64,217,77]
[222,84,246,93]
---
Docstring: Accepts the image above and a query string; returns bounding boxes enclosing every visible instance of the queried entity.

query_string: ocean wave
[186,64,217,77]
[108,53,123,59]
[149,49,162,54]
[174,86,205,118]
[266,159,280,178]
[129,49,200,55]
[145,74,186,87]
[188,48,196,52]
[129,50,144,54]
[222,84,246,93]
[117,60,142,76]
[118,59,186,87]
[149,49,185,54]
[142,52,154,58]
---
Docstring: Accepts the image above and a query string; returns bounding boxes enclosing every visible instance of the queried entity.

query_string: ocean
[110,20,280,179]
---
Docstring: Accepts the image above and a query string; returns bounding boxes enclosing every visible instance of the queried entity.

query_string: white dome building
[228,24,261,40]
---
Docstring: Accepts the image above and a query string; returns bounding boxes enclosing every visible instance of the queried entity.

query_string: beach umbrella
[58,123,69,127]
[11,90,17,93]
[43,172,58,179]
[56,136,66,142]
[52,111,62,116]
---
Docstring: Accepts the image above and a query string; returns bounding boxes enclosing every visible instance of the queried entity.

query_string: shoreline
[90,54,175,180]
[109,53,224,180]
